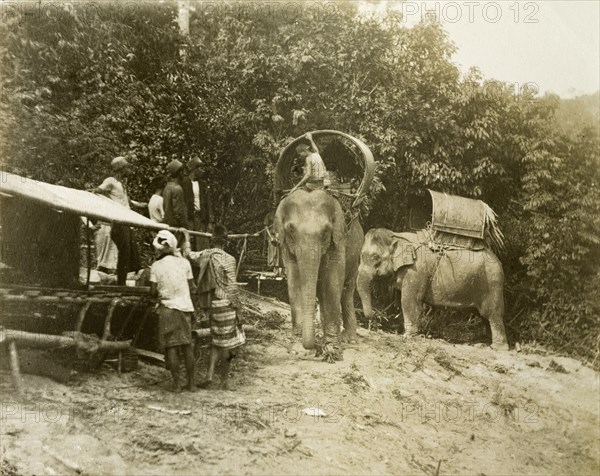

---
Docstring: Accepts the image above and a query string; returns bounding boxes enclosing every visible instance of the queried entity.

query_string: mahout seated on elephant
[273,131,376,362]
[356,228,509,350]
[274,188,363,362]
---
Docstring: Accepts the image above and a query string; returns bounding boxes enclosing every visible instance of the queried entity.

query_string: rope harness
[327,189,363,229]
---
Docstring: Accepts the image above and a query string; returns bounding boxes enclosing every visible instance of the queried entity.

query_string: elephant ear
[390,237,416,271]
[273,206,284,249]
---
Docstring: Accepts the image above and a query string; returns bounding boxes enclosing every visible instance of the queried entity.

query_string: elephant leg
[401,296,422,337]
[480,292,509,351]
[317,268,343,361]
[400,269,425,337]
[341,279,358,343]
[342,224,362,344]
[316,281,342,344]
[285,261,303,337]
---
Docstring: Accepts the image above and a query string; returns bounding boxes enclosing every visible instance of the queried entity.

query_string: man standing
[148,175,166,223]
[182,157,212,250]
[93,156,145,285]
[181,225,245,390]
[163,159,189,230]
[150,230,196,393]
[264,210,283,276]
[181,157,200,228]
[94,221,118,275]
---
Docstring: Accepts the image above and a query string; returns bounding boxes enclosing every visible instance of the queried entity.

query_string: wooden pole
[102,298,120,341]
[1,328,132,351]
[0,294,145,305]
[8,341,24,398]
[236,236,248,278]
[86,217,92,291]
[177,0,189,36]
[161,226,262,240]
[76,300,93,333]
[177,0,189,58]
[0,284,119,295]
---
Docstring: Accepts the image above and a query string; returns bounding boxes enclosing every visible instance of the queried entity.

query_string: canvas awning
[0,172,170,231]
[0,173,260,238]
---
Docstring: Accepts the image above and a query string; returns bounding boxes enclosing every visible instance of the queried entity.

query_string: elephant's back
[432,246,503,280]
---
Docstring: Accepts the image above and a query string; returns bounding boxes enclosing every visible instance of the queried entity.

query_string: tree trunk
[177,0,189,36]
[177,0,189,59]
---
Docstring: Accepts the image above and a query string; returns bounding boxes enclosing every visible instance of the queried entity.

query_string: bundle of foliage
[0,1,597,364]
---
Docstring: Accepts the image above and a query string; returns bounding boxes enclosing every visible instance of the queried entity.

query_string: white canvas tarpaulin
[0,172,169,231]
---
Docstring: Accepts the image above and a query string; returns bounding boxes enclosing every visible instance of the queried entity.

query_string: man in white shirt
[92,156,147,285]
[150,230,196,393]
[185,157,213,251]
[148,176,166,223]
[94,157,147,209]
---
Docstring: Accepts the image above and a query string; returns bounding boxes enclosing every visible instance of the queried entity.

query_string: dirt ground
[1,292,599,475]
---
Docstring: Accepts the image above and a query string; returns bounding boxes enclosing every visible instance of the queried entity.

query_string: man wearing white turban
[149,230,196,392]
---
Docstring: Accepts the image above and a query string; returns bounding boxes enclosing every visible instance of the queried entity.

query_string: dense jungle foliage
[0,2,598,363]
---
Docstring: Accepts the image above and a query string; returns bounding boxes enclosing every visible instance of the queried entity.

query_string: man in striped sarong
[181,225,245,390]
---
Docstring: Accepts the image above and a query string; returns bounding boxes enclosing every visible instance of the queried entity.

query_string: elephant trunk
[297,250,320,349]
[357,265,374,320]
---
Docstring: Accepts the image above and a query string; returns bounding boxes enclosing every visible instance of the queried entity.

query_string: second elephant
[357,228,509,350]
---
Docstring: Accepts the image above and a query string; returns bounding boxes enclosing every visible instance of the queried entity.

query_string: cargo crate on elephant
[409,189,505,252]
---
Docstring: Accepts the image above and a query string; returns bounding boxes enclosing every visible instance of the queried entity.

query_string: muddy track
[1,293,598,475]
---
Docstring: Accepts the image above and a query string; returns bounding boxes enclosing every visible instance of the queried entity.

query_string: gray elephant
[356,228,509,350]
[273,131,375,360]
[274,188,364,359]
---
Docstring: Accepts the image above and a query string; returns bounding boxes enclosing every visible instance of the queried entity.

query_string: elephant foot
[287,341,305,354]
[287,341,317,361]
[316,342,343,363]
[196,379,216,390]
[341,329,358,344]
[403,331,419,339]
[491,342,510,351]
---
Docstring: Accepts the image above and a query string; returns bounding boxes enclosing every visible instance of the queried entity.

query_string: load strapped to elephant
[408,189,505,254]
[357,190,509,351]
[272,131,376,361]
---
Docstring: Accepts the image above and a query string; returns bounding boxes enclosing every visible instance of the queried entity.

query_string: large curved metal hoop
[273,130,375,208]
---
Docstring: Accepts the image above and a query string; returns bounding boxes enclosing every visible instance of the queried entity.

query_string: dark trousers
[110,223,141,285]
[193,215,211,251]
